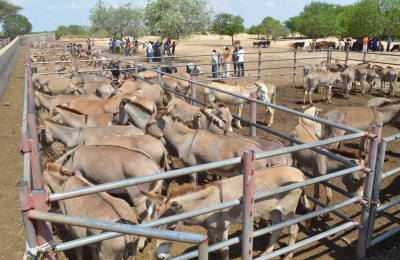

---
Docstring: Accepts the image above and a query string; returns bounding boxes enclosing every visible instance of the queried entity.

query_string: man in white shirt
[115,39,121,54]
[146,42,153,62]
[210,49,217,78]
[237,46,245,77]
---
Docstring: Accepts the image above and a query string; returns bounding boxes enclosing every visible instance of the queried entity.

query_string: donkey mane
[56,105,84,115]
[378,99,400,107]
[326,147,361,161]
[124,97,154,114]
[167,183,208,200]
[161,110,194,129]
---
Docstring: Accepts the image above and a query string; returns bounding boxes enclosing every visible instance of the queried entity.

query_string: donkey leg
[327,85,332,103]
[75,246,84,260]
[283,211,299,259]
[134,196,152,250]
[217,228,230,260]
[303,91,308,105]
[236,104,243,129]
[266,107,275,127]
[302,189,312,231]
[260,210,283,256]
[312,183,320,221]
[322,185,333,220]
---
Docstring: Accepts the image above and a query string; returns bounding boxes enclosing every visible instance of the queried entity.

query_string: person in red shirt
[363,36,369,53]
[125,41,131,56]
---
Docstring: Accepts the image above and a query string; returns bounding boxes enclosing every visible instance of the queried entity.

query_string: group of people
[146,38,178,63]
[358,36,394,52]
[211,46,245,78]
[108,37,138,55]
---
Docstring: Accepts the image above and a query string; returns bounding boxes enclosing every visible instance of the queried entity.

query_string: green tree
[260,16,281,40]
[278,25,291,39]
[346,0,400,44]
[145,0,212,40]
[2,14,31,35]
[211,13,245,45]
[90,0,146,39]
[283,16,300,34]
[0,0,22,22]
[296,2,341,39]
[247,24,261,39]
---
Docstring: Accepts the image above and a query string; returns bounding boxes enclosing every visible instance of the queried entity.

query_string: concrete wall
[0,37,20,101]
[20,33,55,46]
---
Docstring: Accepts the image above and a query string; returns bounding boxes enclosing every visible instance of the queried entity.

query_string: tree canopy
[2,14,31,35]
[211,13,245,45]
[295,2,340,39]
[145,0,213,40]
[89,0,146,39]
[0,0,22,23]
[260,17,281,40]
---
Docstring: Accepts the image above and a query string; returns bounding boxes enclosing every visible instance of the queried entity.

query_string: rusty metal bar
[258,50,261,81]
[242,150,256,260]
[293,50,297,83]
[17,181,38,249]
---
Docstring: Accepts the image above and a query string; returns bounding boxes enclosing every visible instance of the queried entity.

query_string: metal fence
[18,40,400,260]
[0,37,11,49]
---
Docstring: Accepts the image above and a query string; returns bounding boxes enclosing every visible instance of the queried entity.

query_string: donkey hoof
[322,213,331,220]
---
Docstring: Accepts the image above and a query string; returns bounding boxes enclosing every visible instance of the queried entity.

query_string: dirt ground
[2,34,400,260]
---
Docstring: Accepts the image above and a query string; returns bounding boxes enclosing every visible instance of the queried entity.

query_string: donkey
[52,106,114,127]
[304,71,341,104]
[373,65,398,97]
[59,145,164,250]
[144,110,270,180]
[32,75,80,95]
[84,135,172,171]
[40,120,143,147]
[55,99,120,115]
[43,163,138,260]
[134,84,164,107]
[74,81,115,99]
[113,96,157,129]
[205,81,274,129]
[141,166,308,260]
[162,72,191,100]
[323,100,400,155]
[34,91,100,112]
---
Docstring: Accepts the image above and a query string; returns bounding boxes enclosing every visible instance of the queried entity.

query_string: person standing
[86,38,91,52]
[108,39,113,53]
[146,42,153,63]
[172,42,178,55]
[223,47,231,78]
[363,36,369,53]
[237,46,245,77]
[211,49,218,78]
[232,47,239,76]
[125,41,131,56]
[165,42,171,56]
[115,38,121,54]
[387,37,392,52]
[159,42,165,62]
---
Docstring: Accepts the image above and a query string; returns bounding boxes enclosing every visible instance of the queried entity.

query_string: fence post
[29,140,44,190]
[250,92,257,137]
[293,50,297,83]
[326,49,330,63]
[198,239,209,260]
[345,51,349,65]
[157,66,162,86]
[363,52,367,63]
[134,61,138,80]
[329,49,333,63]
[17,181,38,250]
[171,55,175,67]
[30,189,56,253]
[118,59,124,79]
[217,52,221,79]
[366,139,386,247]
[356,125,382,260]
[242,150,256,260]
[258,50,261,81]
[191,75,197,106]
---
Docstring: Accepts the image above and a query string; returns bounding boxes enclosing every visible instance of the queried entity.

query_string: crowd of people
[349,36,394,52]
[145,38,178,63]
[108,37,139,55]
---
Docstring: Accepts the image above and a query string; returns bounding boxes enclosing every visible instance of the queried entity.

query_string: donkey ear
[140,190,165,205]
[195,112,202,118]
[61,166,75,176]
[171,201,182,212]
[204,108,213,114]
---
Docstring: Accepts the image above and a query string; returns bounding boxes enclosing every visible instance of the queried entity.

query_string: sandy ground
[2,33,400,260]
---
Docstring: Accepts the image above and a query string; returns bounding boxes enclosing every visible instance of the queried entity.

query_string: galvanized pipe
[16,181,38,249]
[370,226,400,247]
[293,50,297,83]
[306,195,354,223]
[170,197,361,260]
[198,239,209,260]
[258,50,261,81]
[191,75,197,106]
[255,222,358,260]
[376,197,400,213]
[357,125,382,260]
[27,210,207,244]
[55,166,363,252]
[366,139,387,247]
[242,150,255,260]
[250,92,256,137]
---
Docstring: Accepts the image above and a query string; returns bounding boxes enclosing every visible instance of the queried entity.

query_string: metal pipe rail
[48,132,365,203]
[170,198,361,260]
[56,166,364,253]
[27,210,207,244]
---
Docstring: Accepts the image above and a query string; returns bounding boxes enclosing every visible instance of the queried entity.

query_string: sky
[14,0,358,32]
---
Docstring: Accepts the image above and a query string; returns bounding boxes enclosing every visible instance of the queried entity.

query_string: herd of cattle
[253,40,271,48]
[288,40,400,52]
[27,43,400,260]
